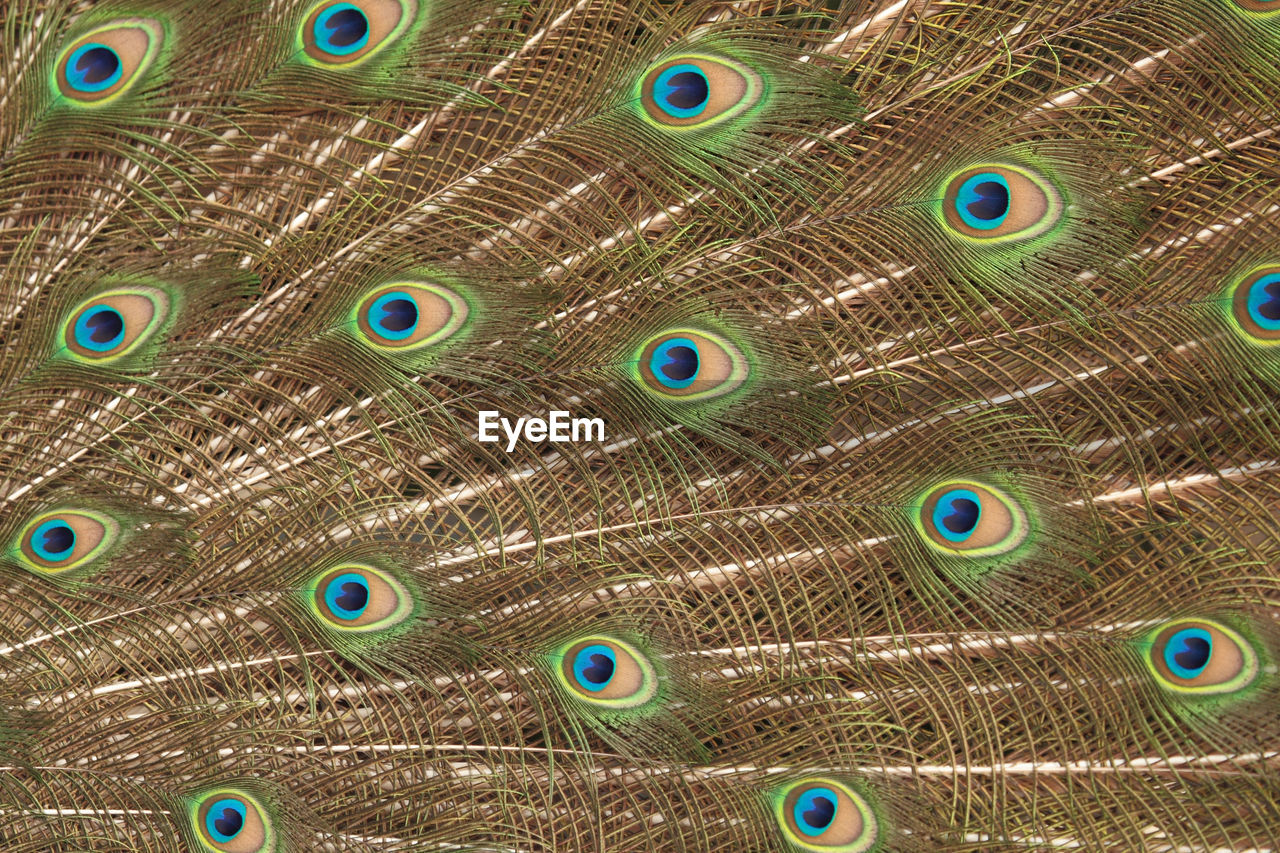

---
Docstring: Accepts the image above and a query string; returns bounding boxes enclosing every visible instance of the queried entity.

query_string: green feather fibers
[0,0,1277,850]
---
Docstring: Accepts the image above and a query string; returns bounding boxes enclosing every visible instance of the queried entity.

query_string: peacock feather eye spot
[372,295,418,335]
[651,337,700,388]
[61,287,170,363]
[16,510,117,576]
[572,644,618,691]
[956,173,1010,229]
[941,164,1061,242]
[31,520,76,560]
[53,20,164,105]
[1227,266,1280,345]
[634,329,747,400]
[326,572,371,619]
[77,305,125,350]
[795,788,837,835]
[353,281,469,352]
[915,480,1028,557]
[637,54,762,130]
[774,778,879,852]
[315,4,370,55]
[192,789,273,853]
[654,64,710,116]
[1256,277,1280,321]
[1145,619,1259,695]
[208,799,246,842]
[307,563,413,633]
[936,491,981,538]
[368,292,419,339]
[300,0,416,67]
[553,636,659,710]
[1166,628,1212,678]
[67,44,122,91]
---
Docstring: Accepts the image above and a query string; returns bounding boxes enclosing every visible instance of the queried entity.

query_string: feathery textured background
[1,0,1278,850]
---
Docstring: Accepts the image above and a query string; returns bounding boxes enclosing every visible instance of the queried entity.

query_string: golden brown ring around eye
[18,511,113,573]
[553,636,660,711]
[783,784,863,845]
[637,329,747,399]
[1150,621,1246,689]
[355,282,468,350]
[918,482,1018,552]
[559,638,648,701]
[195,792,269,853]
[301,0,416,66]
[312,565,411,630]
[775,778,879,852]
[64,290,164,360]
[637,55,759,129]
[942,165,1058,241]
[55,19,162,103]
[1230,265,1280,343]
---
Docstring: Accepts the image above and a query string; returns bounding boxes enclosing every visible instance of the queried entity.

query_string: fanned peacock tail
[1,0,1278,849]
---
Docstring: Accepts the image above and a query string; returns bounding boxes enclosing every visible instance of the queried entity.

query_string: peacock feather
[1,0,1278,849]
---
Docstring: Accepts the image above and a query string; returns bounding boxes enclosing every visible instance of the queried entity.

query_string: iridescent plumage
[1,0,1278,850]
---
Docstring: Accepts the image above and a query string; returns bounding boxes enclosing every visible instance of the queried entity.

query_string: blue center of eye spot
[1246,273,1280,330]
[207,798,246,842]
[653,64,710,118]
[955,172,1010,230]
[932,488,982,542]
[74,306,125,352]
[31,520,76,561]
[325,572,370,619]
[650,337,699,388]
[794,788,837,836]
[315,3,370,55]
[572,644,616,691]
[1165,627,1212,679]
[66,43,122,92]
[369,292,419,340]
